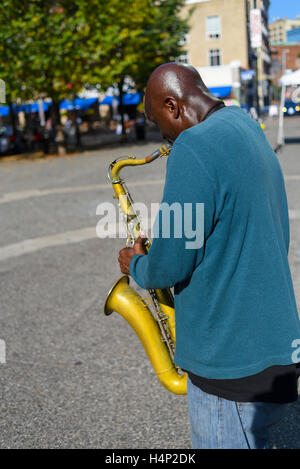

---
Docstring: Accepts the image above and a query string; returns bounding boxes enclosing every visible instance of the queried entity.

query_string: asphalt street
[0,117,299,449]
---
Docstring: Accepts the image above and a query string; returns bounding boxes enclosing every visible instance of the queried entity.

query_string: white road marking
[0,175,298,205]
[289,210,300,220]
[285,175,300,180]
[0,170,299,262]
[0,227,98,262]
[0,179,164,204]
[0,209,299,262]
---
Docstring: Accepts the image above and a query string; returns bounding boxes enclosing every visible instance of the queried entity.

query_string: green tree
[0,0,191,141]
[77,0,191,137]
[0,1,92,134]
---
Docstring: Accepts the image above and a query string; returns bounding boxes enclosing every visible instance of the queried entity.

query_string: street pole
[250,1,263,117]
[277,83,286,147]
[277,49,289,148]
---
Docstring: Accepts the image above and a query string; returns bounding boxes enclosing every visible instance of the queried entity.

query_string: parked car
[283,100,300,116]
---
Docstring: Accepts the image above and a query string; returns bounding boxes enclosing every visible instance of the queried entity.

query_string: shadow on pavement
[0,130,165,162]
[285,137,300,145]
[269,397,300,449]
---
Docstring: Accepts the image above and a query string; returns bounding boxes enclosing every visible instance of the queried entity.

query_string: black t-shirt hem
[186,363,300,404]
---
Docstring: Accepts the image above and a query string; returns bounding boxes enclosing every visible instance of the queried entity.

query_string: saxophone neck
[109,143,171,184]
[108,143,172,246]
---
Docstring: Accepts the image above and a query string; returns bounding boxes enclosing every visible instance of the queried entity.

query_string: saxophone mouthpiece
[146,143,172,163]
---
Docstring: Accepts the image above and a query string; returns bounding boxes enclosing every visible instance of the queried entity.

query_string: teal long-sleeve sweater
[129,106,300,379]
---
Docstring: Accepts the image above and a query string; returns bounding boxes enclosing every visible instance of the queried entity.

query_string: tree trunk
[74,108,82,149]
[50,100,61,127]
[50,99,64,154]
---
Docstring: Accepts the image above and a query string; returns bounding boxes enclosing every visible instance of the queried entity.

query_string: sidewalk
[0,127,162,162]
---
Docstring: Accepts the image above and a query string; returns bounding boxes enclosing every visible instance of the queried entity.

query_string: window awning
[209,86,232,98]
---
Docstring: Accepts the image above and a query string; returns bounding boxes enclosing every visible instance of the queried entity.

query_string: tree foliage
[76,0,191,91]
[0,1,89,103]
[0,0,191,129]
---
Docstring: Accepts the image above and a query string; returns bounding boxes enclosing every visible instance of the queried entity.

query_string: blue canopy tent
[18,102,51,113]
[100,89,226,104]
[208,86,232,98]
[0,102,51,116]
[121,93,141,105]
[0,97,99,117]
[99,92,141,106]
[99,96,114,106]
[0,105,10,116]
[59,97,98,111]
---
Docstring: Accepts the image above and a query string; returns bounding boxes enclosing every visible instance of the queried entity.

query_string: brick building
[271,44,300,84]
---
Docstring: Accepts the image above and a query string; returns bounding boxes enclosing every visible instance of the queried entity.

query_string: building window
[177,51,189,64]
[206,15,221,40]
[178,33,188,46]
[208,49,221,66]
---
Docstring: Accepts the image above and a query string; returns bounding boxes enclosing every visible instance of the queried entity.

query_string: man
[118,63,300,449]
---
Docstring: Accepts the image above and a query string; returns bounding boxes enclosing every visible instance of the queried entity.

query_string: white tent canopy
[277,69,300,149]
[280,69,300,86]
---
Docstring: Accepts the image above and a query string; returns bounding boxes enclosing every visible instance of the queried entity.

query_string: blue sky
[269,0,300,21]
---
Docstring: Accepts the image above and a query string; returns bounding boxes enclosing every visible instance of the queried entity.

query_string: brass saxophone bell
[104,275,187,394]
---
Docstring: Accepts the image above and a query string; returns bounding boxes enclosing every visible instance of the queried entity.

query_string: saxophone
[104,143,187,395]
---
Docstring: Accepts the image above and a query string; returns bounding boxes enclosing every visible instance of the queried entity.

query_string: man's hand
[118,234,146,275]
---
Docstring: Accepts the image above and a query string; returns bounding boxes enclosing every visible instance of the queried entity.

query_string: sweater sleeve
[129,140,216,290]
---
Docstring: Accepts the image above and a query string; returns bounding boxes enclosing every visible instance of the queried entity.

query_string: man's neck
[191,92,225,124]
[204,101,225,121]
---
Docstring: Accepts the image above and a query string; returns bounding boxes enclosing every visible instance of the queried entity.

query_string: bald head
[144,62,223,143]
[146,62,210,102]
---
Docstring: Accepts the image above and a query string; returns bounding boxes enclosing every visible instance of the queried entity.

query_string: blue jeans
[187,376,289,449]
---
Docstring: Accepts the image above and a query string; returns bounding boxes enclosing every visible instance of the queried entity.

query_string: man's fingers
[133,234,146,255]
[135,232,146,244]
[118,247,134,275]
[118,242,145,275]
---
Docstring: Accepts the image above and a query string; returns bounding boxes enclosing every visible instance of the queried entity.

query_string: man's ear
[164,97,180,119]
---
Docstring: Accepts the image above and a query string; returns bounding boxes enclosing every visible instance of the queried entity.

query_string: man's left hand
[118,234,146,275]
